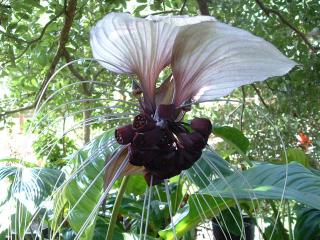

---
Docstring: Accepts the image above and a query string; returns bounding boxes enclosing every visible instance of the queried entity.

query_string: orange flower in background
[297,132,313,150]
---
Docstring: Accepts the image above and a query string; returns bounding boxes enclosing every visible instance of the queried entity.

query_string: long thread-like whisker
[164,179,177,240]
[34,58,126,114]
[32,79,123,118]
[207,156,266,239]
[51,150,119,238]
[154,185,163,202]
[11,166,23,240]
[189,164,234,240]
[35,125,118,167]
[24,140,119,237]
[73,155,129,240]
[178,98,243,110]
[185,171,226,240]
[139,187,149,240]
[193,161,247,238]
[33,206,48,240]
[206,154,264,237]
[35,114,129,158]
[183,178,213,240]
[30,97,137,133]
[39,107,131,134]
[35,111,133,150]
[143,176,153,240]
[252,105,289,240]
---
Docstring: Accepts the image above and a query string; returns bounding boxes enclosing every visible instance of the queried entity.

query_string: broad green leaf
[53,129,118,239]
[0,164,64,237]
[0,165,64,208]
[125,174,147,195]
[159,194,235,240]
[203,163,320,209]
[294,207,320,240]
[280,148,309,167]
[212,126,249,154]
[186,149,233,188]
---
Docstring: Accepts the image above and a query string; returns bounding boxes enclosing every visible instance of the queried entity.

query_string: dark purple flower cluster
[115,104,212,185]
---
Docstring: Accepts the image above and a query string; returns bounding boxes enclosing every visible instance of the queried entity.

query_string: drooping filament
[115,104,212,185]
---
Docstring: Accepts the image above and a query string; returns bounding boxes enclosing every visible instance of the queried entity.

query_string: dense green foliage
[0,0,320,239]
[1,0,319,163]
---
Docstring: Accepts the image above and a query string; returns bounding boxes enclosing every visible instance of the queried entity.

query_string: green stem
[105,176,130,240]
[269,200,288,240]
[246,208,268,240]
[287,201,293,240]
[173,175,181,213]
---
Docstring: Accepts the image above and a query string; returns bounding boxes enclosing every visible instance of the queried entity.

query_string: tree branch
[0,105,34,118]
[240,86,246,131]
[62,48,91,96]
[142,10,179,18]
[180,0,188,14]
[1,0,77,118]
[251,83,269,109]
[255,0,316,52]
[34,0,77,102]
[196,0,209,15]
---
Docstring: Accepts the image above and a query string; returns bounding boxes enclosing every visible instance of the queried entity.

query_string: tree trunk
[83,100,92,144]
[197,0,210,15]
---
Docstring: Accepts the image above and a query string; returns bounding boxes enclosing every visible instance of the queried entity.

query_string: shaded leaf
[294,207,320,240]
[212,126,249,154]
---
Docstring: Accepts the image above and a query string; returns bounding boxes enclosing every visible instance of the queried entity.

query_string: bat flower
[90,13,296,186]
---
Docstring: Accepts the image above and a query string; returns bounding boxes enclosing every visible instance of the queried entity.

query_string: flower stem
[105,175,130,240]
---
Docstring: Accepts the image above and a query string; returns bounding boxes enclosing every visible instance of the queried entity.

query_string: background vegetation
[0,0,319,239]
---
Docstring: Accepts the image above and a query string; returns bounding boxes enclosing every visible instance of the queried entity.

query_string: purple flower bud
[177,133,194,148]
[114,124,134,145]
[178,149,202,170]
[144,149,176,172]
[178,132,205,150]
[189,132,206,150]
[191,118,212,138]
[132,127,162,148]
[132,114,155,132]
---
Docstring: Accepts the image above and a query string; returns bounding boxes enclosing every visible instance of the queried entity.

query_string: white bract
[90,12,296,110]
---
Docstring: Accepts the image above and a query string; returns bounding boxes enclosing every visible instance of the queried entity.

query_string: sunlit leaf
[203,163,320,209]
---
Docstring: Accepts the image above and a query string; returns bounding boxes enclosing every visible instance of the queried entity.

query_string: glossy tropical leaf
[203,163,320,209]
[161,162,320,239]
[0,163,64,237]
[159,194,235,240]
[53,129,119,239]
[0,165,64,208]
[186,149,233,188]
